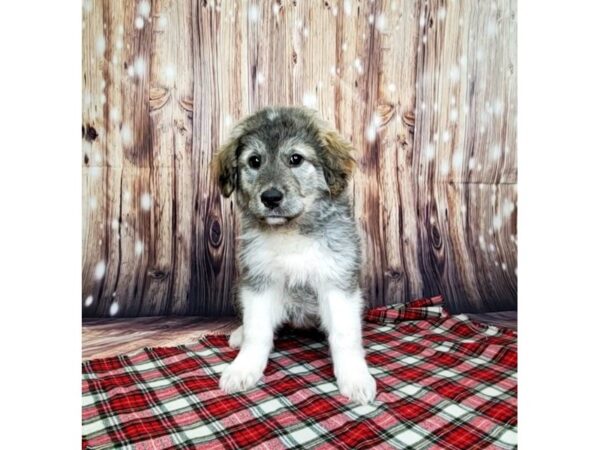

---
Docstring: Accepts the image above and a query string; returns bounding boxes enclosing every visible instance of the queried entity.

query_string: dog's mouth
[261,211,302,226]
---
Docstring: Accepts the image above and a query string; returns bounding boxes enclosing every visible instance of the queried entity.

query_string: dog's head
[212,107,356,226]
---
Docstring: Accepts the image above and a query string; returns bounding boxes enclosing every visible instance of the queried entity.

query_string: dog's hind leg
[228,325,244,348]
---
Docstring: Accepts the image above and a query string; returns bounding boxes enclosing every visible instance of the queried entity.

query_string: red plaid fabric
[83,296,517,449]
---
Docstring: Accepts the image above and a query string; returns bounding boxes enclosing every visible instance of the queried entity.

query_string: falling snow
[450,108,458,122]
[96,35,106,56]
[109,302,119,316]
[89,196,98,210]
[375,14,387,32]
[256,72,265,85]
[419,15,425,27]
[84,295,94,307]
[490,144,501,160]
[135,16,144,29]
[111,219,119,230]
[248,4,259,22]
[158,15,168,28]
[135,240,144,256]
[344,0,352,15]
[141,193,152,210]
[353,58,364,75]
[442,130,451,143]
[440,161,450,175]
[121,123,133,146]
[302,92,318,109]
[502,199,515,217]
[94,261,106,280]
[425,144,436,161]
[388,83,397,93]
[138,0,151,18]
[164,64,176,84]
[110,107,121,123]
[452,152,463,169]
[449,65,460,83]
[493,214,502,230]
[134,57,146,77]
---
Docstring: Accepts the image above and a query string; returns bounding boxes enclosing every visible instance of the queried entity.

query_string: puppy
[212,106,376,405]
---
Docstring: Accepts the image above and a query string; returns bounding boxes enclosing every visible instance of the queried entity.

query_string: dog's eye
[248,155,261,169]
[289,154,304,167]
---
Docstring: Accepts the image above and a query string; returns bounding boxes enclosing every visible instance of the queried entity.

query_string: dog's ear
[212,130,242,198]
[317,126,357,197]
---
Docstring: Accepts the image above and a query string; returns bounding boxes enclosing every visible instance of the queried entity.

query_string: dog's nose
[260,188,284,209]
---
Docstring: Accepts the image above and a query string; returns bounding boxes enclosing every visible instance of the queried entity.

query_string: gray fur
[214,106,361,328]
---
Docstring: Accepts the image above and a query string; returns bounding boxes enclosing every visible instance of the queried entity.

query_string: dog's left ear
[317,127,357,197]
[212,137,239,197]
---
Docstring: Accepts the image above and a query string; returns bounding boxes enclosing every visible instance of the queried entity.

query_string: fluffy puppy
[212,106,376,404]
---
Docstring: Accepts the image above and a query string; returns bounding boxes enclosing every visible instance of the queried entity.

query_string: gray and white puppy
[212,106,376,404]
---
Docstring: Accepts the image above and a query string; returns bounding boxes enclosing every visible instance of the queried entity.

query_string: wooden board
[82,0,517,317]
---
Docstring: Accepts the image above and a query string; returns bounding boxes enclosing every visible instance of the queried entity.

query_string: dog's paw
[228,326,243,348]
[219,361,263,393]
[337,369,377,405]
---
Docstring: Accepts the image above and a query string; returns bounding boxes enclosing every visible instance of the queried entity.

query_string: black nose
[260,188,284,209]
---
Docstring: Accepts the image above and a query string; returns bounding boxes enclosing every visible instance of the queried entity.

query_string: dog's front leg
[319,287,376,405]
[219,284,283,393]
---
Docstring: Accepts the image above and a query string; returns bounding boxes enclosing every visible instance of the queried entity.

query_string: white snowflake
[449,108,458,122]
[419,15,426,27]
[135,16,144,29]
[138,0,151,18]
[425,143,436,161]
[115,39,123,51]
[89,196,98,210]
[90,166,101,179]
[140,193,152,210]
[121,123,133,146]
[158,15,167,28]
[344,0,352,15]
[96,35,106,56]
[353,58,364,74]
[442,130,451,143]
[388,83,397,93]
[256,72,265,85]
[437,8,446,21]
[452,152,463,169]
[164,64,176,84]
[492,214,502,230]
[134,57,146,77]
[375,14,386,31]
[368,14,374,24]
[94,261,106,280]
[109,107,121,123]
[302,92,318,109]
[502,200,515,217]
[490,144,501,160]
[468,157,476,169]
[135,240,144,256]
[501,263,507,271]
[111,219,119,230]
[84,295,94,307]
[440,161,450,175]
[449,65,460,83]
[248,4,259,22]
[109,301,119,316]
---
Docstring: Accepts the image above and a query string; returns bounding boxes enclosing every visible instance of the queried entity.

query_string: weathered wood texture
[82,0,517,317]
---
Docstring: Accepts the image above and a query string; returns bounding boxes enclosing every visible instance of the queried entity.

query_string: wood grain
[82,0,517,317]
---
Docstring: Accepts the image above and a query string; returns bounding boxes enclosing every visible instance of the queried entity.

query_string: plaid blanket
[82,296,517,449]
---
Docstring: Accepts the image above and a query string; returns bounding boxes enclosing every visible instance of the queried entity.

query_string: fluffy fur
[212,106,376,404]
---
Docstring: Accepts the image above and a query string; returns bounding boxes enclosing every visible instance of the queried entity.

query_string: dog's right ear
[212,133,240,198]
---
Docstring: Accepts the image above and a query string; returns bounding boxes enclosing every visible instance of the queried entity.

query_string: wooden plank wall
[82,0,517,317]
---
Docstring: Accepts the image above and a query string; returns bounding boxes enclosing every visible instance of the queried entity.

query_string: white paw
[228,325,243,348]
[219,361,263,393]
[336,368,377,405]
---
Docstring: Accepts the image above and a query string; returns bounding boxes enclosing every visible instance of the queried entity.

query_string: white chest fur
[241,229,339,288]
